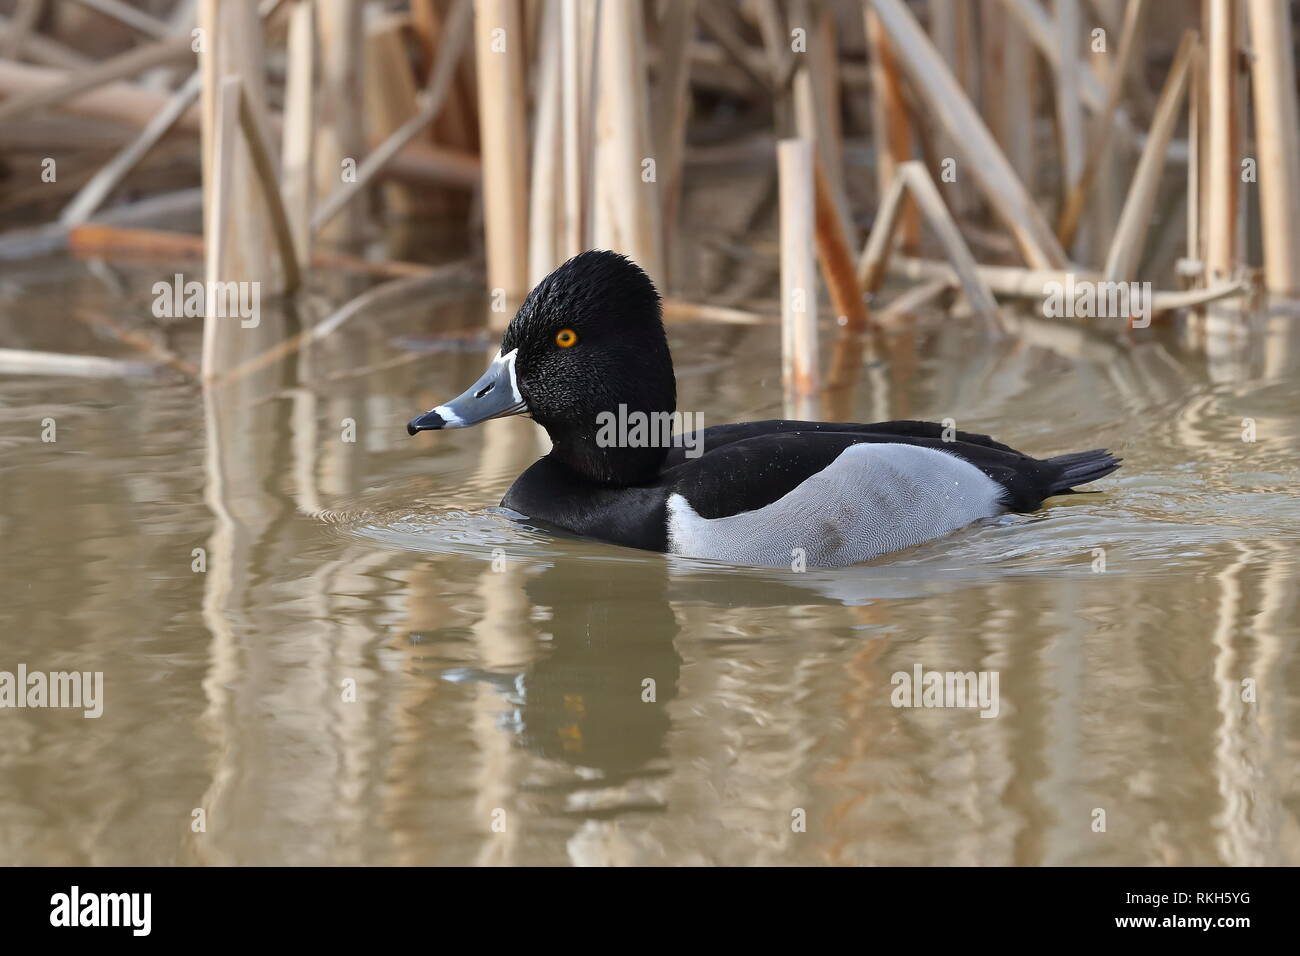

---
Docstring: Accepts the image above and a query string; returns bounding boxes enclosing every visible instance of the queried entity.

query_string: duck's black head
[408,250,676,485]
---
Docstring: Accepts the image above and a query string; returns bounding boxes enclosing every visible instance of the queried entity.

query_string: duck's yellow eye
[555,328,578,348]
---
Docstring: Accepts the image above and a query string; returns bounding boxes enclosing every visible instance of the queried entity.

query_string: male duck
[408,250,1121,569]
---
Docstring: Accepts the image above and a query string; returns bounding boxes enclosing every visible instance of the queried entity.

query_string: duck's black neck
[544,424,670,486]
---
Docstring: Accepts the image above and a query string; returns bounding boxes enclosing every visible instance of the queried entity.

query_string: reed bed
[0,1,1296,402]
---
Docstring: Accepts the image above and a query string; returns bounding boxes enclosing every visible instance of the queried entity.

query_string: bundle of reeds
[0,0,1293,400]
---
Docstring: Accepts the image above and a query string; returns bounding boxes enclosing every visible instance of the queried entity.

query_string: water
[2,256,1298,865]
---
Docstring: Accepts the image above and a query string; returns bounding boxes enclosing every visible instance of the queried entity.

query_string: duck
[407,250,1121,569]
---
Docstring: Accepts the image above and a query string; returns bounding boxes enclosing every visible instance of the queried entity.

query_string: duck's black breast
[501,457,672,552]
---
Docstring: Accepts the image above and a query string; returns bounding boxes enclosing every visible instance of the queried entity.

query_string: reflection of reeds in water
[1208,541,1298,865]
[3,284,1298,863]
[192,305,426,864]
[1251,542,1300,860]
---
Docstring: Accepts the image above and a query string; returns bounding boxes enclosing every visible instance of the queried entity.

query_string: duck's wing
[663,418,1025,469]
[662,428,1119,517]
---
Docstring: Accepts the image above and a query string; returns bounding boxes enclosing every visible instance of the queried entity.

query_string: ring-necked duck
[408,250,1121,568]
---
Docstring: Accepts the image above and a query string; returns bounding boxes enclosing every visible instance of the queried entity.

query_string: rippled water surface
[2,257,1298,865]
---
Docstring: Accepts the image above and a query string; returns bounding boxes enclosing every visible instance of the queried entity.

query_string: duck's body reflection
[428,533,1031,781]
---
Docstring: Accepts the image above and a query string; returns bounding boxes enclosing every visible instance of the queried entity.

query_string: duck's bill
[407,348,527,435]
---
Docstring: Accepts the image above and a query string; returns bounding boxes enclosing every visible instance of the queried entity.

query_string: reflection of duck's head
[409,251,676,483]
[516,558,680,774]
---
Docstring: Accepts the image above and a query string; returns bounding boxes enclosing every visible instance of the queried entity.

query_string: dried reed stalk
[315,0,366,243]
[1247,0,1300,294]
[814,160,870,334]
[591,0,663,284]
[1052,0,1085,210]
[314,0,472,234]
[528,0,563,286]
[559,0,586,259]
[867,0,1068,270]
[199,0,277,290]
[652,0,697,268]
[0,35,192,127]
[474,0,529,316]
[979,0,1035,193]
[364,13,423,218]
[858,162,1001,329]
[1205,0,1238,280]
[200,74,240,381]
[1057,0,1146,248]
[59,71,201,226]
[1104,31,1196,283]
[71,0,170,39]
[281,0,315,272]
[778,139,820,418]
[864,7,919,252]
[67,224,446,279]
[237,85,301,292]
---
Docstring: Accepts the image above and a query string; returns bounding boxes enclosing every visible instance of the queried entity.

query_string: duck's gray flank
[665,443,1006,567]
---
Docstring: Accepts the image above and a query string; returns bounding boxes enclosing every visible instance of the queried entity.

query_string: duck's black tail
[1044,449,1122,495]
